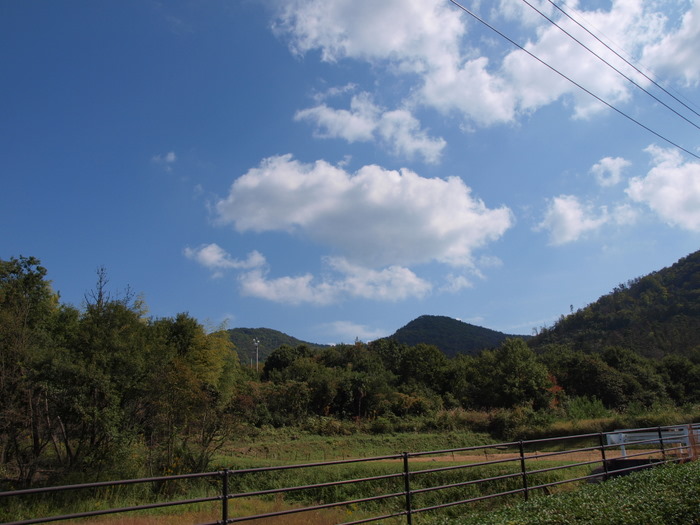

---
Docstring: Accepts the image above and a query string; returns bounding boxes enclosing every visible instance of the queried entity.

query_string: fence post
[518,441,529,502]
[598,433,609,482]
[221,469,229,525]
[656,427,666,462]
[403,452,412,525]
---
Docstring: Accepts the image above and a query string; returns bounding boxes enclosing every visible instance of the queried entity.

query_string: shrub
[428,461,700,525]
[566,396,610,420]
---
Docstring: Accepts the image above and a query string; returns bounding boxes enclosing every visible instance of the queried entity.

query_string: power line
[447,0,700,160]
[547,0,700,121]
[518,0,700,132]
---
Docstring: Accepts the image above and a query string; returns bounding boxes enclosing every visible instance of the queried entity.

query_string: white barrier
[606,424,700,458]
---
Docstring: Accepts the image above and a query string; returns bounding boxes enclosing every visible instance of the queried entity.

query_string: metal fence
[2,424,698,525]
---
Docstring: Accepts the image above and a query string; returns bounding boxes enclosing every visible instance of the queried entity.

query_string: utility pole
[253,338,260,373]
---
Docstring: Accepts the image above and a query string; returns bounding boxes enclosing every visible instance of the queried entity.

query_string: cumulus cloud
[273,0,680,126]
[295,93,378,143]
[184,243,265,276]
[499,1,664,119]
[626,145,700,231]
[642,2,700,86]
[590,156,632,187]
[536,195,609,245]
[295,92,446,163]
[441,274,473,293]
[273,0,463,67]
[239,258,432,305]
[214,154,513,268]
[236,255,432,304]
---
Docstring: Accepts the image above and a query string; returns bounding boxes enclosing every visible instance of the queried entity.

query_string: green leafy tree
[144,314,239,474]
[470,339,553,409]
[0,256,57,485]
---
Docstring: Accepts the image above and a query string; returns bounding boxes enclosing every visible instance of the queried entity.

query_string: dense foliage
[387,314,526,357]
[2,255,700,490]
[532,250,700,358]
[430,460,700,525]
[227,327,327,368]
[0,258,244,487]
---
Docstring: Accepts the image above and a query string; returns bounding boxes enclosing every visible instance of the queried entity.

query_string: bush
[369,417,394,434]
[428,461,700,525]
[566,396,610,420]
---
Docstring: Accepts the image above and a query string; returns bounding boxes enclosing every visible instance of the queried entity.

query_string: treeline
[258,339,700,427]
[1,257,244,487]
[2,256,700,489]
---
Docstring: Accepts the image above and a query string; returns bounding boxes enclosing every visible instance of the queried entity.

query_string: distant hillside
[530,249,700,359]
[227,327,327,366]
[387,315,527,357]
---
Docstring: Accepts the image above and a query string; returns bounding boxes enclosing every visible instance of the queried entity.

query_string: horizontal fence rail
[1,423,698,525]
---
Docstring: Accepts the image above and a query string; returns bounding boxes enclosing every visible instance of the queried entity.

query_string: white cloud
[274,0,463,68]
[295,93,377,143]
[441,273,473,293]
[238,269,336,305]
[327,257,432,301]
[237,256,432,305]
[274,0,684,126]
[626,145,700,231]
[184,244,265,276]
[185,243,433,304]
[295,92,446,163]
[536,195,609,245]
[215,154,513,268]
[611,203,639,226]
[499,0,669,119]
[590,156,632,187]
[152,151,177,171]
[642,2,700,86]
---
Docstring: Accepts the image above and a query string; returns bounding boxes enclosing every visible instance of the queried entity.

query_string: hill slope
[227,327,327,366]
[387,315,526,357]
[530,249,700,358]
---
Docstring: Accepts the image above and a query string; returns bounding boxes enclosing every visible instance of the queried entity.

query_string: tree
[539,345,628,408]
[0,256,57,485]
[262,344,313,380]
[144,314,239,474]
[469,339,553,409]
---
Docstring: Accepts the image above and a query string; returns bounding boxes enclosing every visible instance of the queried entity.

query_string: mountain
[227,327,327,366]
[530,249,700,359]
[385,315,527,357]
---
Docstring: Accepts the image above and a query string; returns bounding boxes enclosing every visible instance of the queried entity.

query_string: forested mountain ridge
[530,249,700,358]
[228,327,327,365]
[385,315,528,357]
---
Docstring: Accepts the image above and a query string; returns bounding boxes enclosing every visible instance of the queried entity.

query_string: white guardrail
[606,423,700,458]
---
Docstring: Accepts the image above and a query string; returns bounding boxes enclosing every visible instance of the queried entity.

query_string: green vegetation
[0,258,243,488]
[228,327,328,367]
[387,315,527,357]
[427,460,700,525]
[2,251,700,524]
[532,249,700,359]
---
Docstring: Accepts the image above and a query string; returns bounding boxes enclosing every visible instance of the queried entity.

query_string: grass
[3,418,697,524]
[213,427,496,465]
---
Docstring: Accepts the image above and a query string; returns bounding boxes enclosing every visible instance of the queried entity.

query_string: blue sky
[2,0,700,344]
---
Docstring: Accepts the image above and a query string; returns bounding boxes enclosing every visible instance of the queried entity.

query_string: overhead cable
[447,0,700,160]
[547,0,700,121]
[519,0,700,132]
